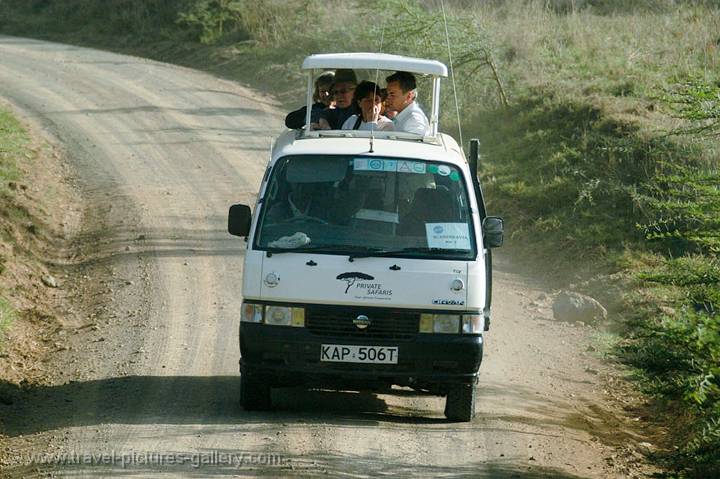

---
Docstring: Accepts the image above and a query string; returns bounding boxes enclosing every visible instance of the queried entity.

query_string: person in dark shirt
[317,69,359,130]
[284,71,335,129]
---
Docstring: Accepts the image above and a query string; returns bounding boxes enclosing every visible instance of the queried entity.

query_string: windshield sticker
[449,171,461,181]
[354,158,426,174]
[353,158,395,172]
[398,160,426,174]
[437,165,452,176]
[426,223,471,250]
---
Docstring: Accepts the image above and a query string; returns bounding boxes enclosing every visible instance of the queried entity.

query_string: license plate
[320,344,398,364]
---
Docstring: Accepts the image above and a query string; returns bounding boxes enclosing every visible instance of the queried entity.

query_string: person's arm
[378,116,395,131]
[401,111,430,136]
[317,108,335,130]
[285,106,308,129]
[317,117,332,130]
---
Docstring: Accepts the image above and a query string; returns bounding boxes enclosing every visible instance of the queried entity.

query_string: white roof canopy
[302,53,448,77]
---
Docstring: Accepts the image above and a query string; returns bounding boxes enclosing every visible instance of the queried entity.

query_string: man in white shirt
[341,81,394,131]
[384,71,430,136]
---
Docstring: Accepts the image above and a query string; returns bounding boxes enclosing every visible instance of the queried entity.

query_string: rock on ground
[553,291,607,324]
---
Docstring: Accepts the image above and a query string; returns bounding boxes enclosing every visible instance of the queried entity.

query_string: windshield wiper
[349,247,472,261]
[266,244,373,257]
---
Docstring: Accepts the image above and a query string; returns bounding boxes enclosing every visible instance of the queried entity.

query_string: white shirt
[392,101,429,136]
[341,114,394,131]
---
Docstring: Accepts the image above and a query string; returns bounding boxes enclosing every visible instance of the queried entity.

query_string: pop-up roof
[300,52,448,139]
[302,53,448,77]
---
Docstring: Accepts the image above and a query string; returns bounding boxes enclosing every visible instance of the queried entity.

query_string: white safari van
[228,53,503,421]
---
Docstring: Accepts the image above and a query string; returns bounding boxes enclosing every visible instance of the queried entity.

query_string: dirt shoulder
[0,100,85,383]
[0,101,85,459]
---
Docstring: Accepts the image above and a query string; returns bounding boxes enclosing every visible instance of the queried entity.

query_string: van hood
[259,253,468,309]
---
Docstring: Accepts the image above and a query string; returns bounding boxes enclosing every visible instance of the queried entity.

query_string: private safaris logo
[336,272,392,299]
[336,272,374,294]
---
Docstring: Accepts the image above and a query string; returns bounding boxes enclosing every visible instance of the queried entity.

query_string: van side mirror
[228,204,252,237]
[482,216,504,248]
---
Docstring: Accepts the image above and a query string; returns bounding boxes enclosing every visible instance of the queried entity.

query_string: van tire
[444,383,476,422]
[240,370,272,411]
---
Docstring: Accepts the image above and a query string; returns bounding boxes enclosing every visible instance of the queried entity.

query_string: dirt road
[0,36,651,478]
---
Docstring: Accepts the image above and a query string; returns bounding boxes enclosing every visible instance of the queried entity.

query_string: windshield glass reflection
[255,155,476,259]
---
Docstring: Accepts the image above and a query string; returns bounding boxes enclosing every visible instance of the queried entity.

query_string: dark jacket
[285,102,326,129]
[318,105,359,130]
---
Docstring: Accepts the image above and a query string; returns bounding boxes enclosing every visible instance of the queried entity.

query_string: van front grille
[305,305,419,342]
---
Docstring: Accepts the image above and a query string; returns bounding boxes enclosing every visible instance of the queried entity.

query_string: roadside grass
[0,108,26,194]
[1,0,719,475]
[0,297,16,353]
[588,331,623,360]
[0,107,29,353]
[1,106,29,275]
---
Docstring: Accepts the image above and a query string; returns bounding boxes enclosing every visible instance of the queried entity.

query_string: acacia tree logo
[336,272,374,294]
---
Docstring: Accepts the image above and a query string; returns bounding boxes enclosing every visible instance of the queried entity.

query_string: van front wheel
[444,383,476,422]
[239,369,272,411]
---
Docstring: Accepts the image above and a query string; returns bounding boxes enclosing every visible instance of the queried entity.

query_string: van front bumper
[239,322,483,394]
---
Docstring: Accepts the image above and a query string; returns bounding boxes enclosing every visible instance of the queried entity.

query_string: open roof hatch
[300,53,448,139]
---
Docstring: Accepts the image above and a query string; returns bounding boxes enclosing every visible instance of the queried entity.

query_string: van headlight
[420,313,483,334]
[241,303,263,323]
[420,314,460,334]
[241,304,305,327]
[265,306,305,327]
[461,314,484,334]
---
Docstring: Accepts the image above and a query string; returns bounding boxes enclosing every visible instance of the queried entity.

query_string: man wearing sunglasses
[317,69,359,130]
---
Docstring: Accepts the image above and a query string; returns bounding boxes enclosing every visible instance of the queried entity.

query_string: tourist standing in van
[317,69,359,130]
[285,71,335,129]
[341,81,394,131]
[384,71,429,135]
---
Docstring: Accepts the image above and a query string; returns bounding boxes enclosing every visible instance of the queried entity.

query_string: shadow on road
[0,374,635,442]
[0,375,455,438]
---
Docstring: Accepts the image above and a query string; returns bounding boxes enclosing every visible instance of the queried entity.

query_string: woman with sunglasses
[284,71,335,130]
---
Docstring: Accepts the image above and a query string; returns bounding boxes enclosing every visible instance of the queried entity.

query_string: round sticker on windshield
[427,164,439,174]
[449,171,460,181]
[437,165,451,176]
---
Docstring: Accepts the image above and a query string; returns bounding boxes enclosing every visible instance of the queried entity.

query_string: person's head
[379,87,397,119]
[385,71,417,113]
[313,71,335,107]
[332,69,358,109]
[354,81,382,121]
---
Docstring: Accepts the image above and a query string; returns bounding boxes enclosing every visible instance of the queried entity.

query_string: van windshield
[254,155,476,260]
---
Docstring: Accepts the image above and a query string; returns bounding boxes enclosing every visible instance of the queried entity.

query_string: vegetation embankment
[0,108,28,353]
[1,0,719,475]
[0,103,80,394]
